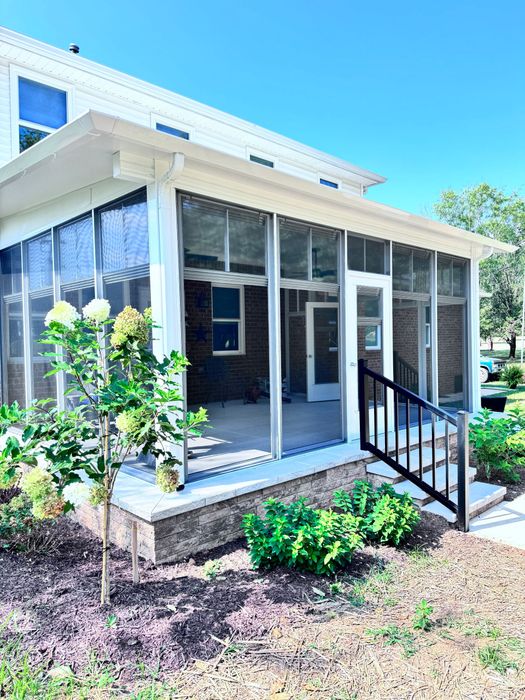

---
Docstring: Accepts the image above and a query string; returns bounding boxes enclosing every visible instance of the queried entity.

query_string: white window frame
[211,283,245,356]
[151,112,193,141]
[425,323,431,348]
[246,147,277,169]
[5,301,24,362]
[10,65,74,158]
[318,173,341,190]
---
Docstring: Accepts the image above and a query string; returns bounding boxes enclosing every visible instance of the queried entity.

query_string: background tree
[434,184,525,358]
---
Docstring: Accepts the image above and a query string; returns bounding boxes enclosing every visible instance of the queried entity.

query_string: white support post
[430,252,439,405]
[268,213,282,459]
[469,255,481,413]
[146,154,186,482]
[417,301,427,400]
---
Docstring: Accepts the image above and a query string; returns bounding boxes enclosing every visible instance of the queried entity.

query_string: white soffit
[0,111,516,257]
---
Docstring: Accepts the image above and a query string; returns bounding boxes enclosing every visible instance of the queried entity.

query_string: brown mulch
[2,513,525,698]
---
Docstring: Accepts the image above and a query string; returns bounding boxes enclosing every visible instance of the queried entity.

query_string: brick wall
[288,315,306,393]
[393,306,419,374]
[185,280,269,405]
[33,361,56,402]
[438,303,465,399]
[358,327,383,401]
[392,304,433,399]
[6,362,25,406]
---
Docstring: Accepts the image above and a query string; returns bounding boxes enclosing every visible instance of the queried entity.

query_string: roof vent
[69,43,80,54]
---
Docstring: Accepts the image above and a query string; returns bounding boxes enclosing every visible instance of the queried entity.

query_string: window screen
[100,191,149,272]
[27,234,53,291]
[58,216,94,284]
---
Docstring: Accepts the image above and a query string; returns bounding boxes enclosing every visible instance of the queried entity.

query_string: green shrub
[333,481,420,546]
[0,491,33,547]
[242,497,364,575]
[470,407,525,483]
[0,489,58,553]
[412,599,434,631]
[203,559,221,580]
[501,363,524,389]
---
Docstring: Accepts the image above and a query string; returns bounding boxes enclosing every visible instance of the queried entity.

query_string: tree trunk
[509,333,517,359]
[489,337,494,351]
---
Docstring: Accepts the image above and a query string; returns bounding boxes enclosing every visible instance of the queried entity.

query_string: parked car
[480,357,506,383]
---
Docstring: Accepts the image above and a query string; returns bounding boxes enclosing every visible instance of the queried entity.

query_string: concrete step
[391,464,476,506]
[366,447,446,484]
[422,481,507,523]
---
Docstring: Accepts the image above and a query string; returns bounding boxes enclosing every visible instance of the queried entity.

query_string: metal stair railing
[393,351,419,395]
[358,358,470,531]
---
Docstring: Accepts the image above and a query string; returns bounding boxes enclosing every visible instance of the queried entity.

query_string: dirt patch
[2,513,525,698]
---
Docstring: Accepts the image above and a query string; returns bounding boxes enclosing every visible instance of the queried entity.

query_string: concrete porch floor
[112,419,456,524]
[187,396,342,474]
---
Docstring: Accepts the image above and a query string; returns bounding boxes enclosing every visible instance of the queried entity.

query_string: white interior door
[346,273,393,438]
[306,302,340,402]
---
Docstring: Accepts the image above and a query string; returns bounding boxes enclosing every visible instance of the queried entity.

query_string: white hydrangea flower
[62,482,90,508]
[82,298,111,324]
[45,300,80,329]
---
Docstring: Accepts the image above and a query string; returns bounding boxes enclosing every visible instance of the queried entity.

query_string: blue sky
[3,0,525,215]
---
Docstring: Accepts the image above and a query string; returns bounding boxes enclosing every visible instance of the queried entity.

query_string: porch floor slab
[111,419,457,523]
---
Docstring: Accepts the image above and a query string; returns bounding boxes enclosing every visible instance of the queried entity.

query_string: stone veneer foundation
[73,457,369,564]
[72,422,455,564]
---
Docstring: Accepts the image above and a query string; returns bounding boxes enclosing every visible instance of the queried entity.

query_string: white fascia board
[0,25,386,188]
[0,110,516,258]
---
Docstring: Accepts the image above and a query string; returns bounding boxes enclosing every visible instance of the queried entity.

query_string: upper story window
[156,122,190,140]
[250,154,274,168]
[320,178,339,189]
[18,77,67,152]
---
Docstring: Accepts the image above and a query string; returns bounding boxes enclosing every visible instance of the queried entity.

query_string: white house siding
[0,28,378,194]
[0,60,11,165]
[0,178,139,249]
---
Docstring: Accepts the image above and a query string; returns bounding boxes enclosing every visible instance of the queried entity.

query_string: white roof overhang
[0,111,516,258]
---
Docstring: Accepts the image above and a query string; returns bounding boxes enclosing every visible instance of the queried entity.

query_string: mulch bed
[2,513,525,697]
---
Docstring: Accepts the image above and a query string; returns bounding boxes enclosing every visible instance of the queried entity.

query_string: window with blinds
[180,195,267,276]
[98,190,151,316]
[0,188,151,408]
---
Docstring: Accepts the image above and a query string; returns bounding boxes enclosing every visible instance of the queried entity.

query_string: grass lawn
[481,349,513,360]
[2,517,525,698]
[483,379,525,408]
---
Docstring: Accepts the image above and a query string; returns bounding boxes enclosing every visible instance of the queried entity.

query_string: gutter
[0,110,517,256]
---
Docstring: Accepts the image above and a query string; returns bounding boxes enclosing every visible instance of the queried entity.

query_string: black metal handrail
[358,359,470,531]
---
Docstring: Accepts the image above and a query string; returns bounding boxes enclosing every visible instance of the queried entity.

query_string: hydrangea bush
[0,299,206,604]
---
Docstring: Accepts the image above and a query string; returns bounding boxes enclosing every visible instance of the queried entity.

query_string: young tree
[0,300,206,605]
[434,184,525,358]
